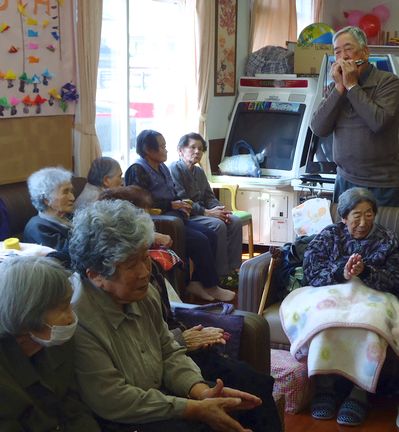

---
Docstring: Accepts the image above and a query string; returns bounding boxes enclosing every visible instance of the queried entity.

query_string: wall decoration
[0,0,77,118]
[214,0,237,96]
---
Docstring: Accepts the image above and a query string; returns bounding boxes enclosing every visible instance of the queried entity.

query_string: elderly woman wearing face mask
[0,256,100,431]
[23,167,75,252]
[69,200,264,432]
[281,187,399,427]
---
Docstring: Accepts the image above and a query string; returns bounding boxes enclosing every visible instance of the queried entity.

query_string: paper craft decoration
[42,69,54,85]
[34,94,47,113]
[0,23,10,32]
[26,17,38,25]
[5,70,17,88]
[48,87,61,105]
[28,56,40,63]
[1,0,76,118]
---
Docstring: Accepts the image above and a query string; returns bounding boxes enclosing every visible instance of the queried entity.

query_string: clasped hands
[183,325,229,351]
[343,253,364,280]
[331,58,360,94]
[205,206,232,224]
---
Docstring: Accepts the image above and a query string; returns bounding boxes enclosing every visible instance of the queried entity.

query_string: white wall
[324,0,399,41]
[206,0,251,141]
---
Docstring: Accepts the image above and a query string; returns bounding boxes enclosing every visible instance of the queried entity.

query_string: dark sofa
[0,177,272,374]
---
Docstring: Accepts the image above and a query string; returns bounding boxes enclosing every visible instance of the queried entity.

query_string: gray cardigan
[311,64,399,187]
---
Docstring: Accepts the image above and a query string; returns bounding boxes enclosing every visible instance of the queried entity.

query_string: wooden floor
[284,394,399,431]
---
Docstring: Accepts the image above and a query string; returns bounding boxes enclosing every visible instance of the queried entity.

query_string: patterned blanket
[280,278,399,392]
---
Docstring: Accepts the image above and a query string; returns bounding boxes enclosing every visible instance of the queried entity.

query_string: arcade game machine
[213,74,319,246]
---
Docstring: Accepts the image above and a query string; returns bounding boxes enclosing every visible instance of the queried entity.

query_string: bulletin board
[0,0,78,118]
[0,115,73,185]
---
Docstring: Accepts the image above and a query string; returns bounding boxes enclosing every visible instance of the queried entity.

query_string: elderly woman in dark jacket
[302,187,399,426]
[0,256,100,431]
[125,129,235,302]
[23,167,75,252]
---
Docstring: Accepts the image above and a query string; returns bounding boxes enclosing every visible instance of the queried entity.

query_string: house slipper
[337,397,368,426]
[311,392,336,420]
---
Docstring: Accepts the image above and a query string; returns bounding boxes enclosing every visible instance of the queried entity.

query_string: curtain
[74,0,103,176]
[249,0,297,52]
[312,0,324,22]
[196,0,214,175]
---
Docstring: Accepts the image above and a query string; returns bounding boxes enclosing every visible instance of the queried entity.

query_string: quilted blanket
[280,278,399,392]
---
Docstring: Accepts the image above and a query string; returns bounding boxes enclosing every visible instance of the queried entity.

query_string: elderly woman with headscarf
[69,199,263,432]
[280,187,399,427]
[125,129,235,302]
[0,256,100,431]
[23,167,75,252]
[169,132,243,279]
[74,156,123,210]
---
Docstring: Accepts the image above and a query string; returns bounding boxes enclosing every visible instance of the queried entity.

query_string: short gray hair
[0,256,71,336]
[333,26,368,48]
[69,200,154,277]
[337,187,378,219]
[87,157,121,187]
[28,167,72,212]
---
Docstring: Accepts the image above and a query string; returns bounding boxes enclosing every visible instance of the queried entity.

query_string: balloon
[359,14,381,38]
[372,4,390,24]
[343,10,364,26]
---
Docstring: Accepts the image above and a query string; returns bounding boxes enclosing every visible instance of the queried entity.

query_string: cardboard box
[294,44,333,75]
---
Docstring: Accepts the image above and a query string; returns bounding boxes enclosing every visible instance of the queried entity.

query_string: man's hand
[182,325,226,351]
[204,206,232,224]
[336,59,359,91]
[344,253,364,280]
[331,61,345,94]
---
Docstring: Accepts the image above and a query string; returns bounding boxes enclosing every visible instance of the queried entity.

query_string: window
[296,0,313,37]
[96,0,197,171]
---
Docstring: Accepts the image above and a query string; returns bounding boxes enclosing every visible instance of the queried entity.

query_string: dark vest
[134,158,176,202]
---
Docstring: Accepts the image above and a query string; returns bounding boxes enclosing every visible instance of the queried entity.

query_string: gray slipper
[337,397,368,426]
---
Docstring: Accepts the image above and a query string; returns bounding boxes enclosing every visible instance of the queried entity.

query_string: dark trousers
[334,175,399,207]
[189,350,282,432]
[184,219,220,288]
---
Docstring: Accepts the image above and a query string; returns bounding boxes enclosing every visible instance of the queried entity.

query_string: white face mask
[30,311,78,347]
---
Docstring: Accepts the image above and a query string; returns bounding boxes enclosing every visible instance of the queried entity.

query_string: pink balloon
[343,10,365,26]
[372,4,390,23]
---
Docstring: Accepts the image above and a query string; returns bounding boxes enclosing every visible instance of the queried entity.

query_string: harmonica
[355,59,366,66]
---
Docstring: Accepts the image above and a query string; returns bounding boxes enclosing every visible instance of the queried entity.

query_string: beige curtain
[196,0,214,175]
[249,0,297,52]
[312,0,325,22]
[74,0,103,176]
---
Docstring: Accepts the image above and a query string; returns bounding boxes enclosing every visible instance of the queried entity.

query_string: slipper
[311,392,336,420]
[336,397,368,426]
